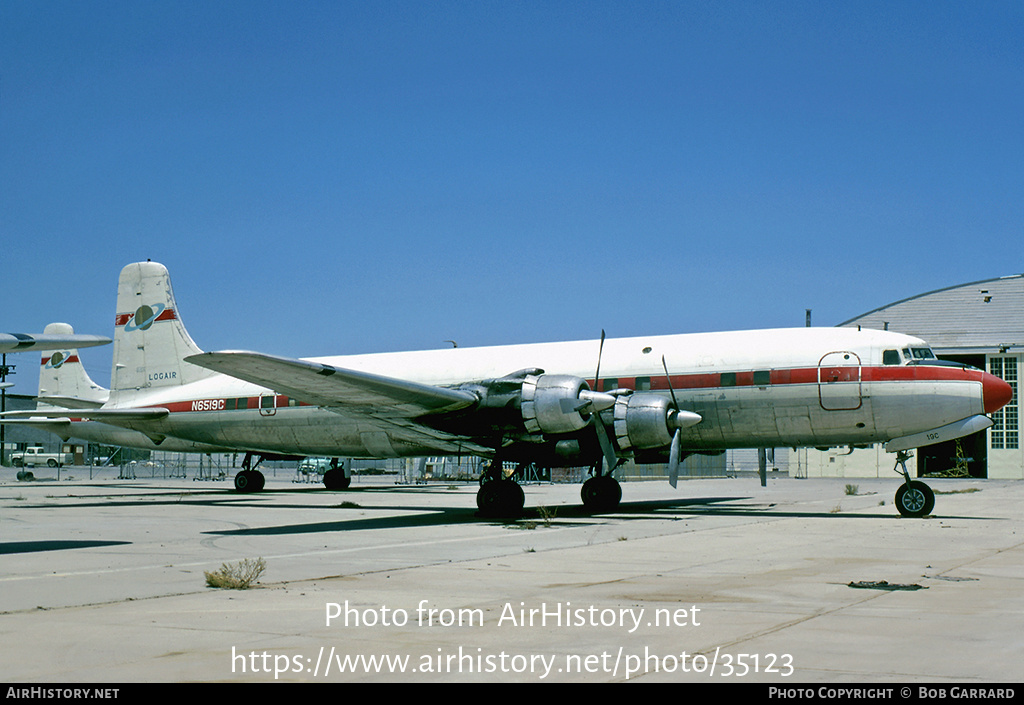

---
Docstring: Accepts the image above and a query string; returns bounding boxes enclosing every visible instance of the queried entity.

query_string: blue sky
[2,1,1022,390]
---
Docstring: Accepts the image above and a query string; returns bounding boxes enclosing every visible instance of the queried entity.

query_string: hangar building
[797,274,1022,480]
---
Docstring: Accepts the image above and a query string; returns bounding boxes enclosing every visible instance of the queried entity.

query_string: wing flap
[185,351,478,417]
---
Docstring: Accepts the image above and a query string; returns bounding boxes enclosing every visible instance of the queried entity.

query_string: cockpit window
[883,349,901,365]
[911,348,936,359]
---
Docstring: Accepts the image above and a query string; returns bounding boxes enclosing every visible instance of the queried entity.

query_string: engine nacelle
[612,393,675,450]
[521,374,594,435]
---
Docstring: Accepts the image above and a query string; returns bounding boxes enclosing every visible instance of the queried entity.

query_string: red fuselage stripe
[153,365,984,414]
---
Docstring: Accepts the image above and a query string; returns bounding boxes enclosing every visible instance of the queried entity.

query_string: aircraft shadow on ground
[199,495,753,536]
[0,540,132,555]
[198,493,978,536]
[5,485,993,537]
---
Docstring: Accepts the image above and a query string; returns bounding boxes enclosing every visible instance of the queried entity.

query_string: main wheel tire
[581,475,622,513]
[476,480,525,518]
[895,480,935,517]
[323,469,351,490]
[234,470,255,493]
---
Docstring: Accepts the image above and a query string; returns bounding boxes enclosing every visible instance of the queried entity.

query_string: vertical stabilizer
[37,323,110,408]
[111,262,214,391]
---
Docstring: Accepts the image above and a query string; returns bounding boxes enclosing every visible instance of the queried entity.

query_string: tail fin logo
[44,351,72,369]
[121,304,168,332]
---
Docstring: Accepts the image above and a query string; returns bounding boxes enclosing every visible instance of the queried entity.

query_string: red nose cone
[983,373,1014,414]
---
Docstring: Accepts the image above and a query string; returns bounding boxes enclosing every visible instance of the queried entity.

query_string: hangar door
[916,354,989,478]
[818,351,862,411]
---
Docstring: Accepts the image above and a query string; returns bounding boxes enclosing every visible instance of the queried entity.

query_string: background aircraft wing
[0,332,112,352]
[186,351,478,417]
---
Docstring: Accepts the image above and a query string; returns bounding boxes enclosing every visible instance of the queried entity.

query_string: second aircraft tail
[37,322,110,409]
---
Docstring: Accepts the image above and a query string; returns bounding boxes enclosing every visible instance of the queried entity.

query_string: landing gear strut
[892,450,935,517]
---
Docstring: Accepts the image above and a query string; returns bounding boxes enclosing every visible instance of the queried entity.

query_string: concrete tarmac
[1,470,1022,683]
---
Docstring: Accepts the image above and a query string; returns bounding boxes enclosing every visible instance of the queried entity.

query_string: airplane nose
[983,372,1013,414]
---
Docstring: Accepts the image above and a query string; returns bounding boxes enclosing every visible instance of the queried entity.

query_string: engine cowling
[521,374,612,436]
[612,393,676,450]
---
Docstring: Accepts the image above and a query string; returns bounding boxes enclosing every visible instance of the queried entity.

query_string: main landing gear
[581,472,621,513]
[323,459,351,490]
[234,452,265,493]
[476,462,526,518]
[475,460,625,518]
[892,450,935,518]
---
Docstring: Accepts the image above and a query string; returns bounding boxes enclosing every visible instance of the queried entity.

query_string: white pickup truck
[10,446,70,468]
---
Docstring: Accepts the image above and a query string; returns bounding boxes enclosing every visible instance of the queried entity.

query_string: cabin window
[635,376,651,391]
[883,349,901,365]
[720,372,737,387]
[753,370,770,386]
[600,378,618,392]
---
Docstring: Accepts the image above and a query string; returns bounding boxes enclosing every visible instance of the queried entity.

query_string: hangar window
[883,349,901,365]
[990,357,1018,450]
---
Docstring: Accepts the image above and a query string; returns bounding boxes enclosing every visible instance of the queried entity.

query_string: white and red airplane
[4,261,1013,518]
[3,322,230,455]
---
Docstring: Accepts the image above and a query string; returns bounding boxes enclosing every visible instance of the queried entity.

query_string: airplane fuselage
[105,327,1003,463]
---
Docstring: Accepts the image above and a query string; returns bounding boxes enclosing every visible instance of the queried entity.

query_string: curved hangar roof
[839,274,1024,353]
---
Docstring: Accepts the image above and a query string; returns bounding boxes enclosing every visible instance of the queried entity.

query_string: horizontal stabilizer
[2,408,169,422]
[885,415,994,453]
[186,351,479,417]
[36,395,109,410]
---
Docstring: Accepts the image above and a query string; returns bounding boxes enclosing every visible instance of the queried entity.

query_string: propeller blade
[668,429,681,488]
[661,355,680,411]
[593,413,619,475]
[594,330,606,392]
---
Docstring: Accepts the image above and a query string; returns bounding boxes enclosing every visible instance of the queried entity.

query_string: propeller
[662,355,684,488]
[591,330,619,475]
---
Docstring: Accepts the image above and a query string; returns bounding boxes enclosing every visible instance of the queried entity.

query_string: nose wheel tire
[895,480,934,517]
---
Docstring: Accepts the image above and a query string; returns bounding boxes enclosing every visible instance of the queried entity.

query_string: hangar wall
[797,274,1023,480]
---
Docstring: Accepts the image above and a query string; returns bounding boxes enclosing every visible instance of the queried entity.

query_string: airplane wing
[0,417,80,445]
[185,351,491,455]
[186,351,479,417]
[0,332,112,352]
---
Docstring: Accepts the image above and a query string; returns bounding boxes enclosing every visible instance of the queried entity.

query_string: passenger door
[818,351,862,411]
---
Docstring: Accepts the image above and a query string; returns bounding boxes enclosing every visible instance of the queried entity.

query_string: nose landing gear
[892,450,935,518]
